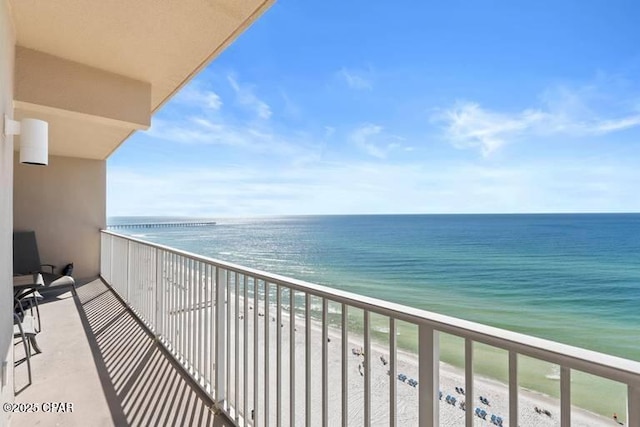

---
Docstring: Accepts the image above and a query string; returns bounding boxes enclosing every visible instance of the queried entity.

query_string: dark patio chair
[13,230,76,292]
[13,289,42,332]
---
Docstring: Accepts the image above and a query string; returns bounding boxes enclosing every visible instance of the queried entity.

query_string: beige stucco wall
[1,0,15,423]
[15,47,151,129]
[13,155,106,281]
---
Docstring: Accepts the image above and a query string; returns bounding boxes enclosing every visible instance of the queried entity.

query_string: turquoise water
[110,214,640,417]
[110,213,640,361]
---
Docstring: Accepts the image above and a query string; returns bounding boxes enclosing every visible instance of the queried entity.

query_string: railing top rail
[101,229,640,386]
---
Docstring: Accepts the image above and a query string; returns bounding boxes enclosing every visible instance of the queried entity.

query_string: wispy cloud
[436,83,640,156]
[338,67,373,91]
[173,83,223,111]
[437,103,546,156]
[147,116,323,164]
[227,74,272,120]
[349,124,406,159]
[109,156,640,216]
[143,72,324,162]
[586,115,640,134]
[146,117,243,147]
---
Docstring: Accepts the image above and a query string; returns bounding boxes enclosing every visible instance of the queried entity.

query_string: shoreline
[225,291,621,426]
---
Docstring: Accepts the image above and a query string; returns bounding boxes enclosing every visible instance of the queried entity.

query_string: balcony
[13,230,640,426]
[14,230,624,427]
[13,277,229,426]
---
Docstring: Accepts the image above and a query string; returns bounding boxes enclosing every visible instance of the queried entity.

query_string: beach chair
[491,414,497,424]
[475,408,482,417]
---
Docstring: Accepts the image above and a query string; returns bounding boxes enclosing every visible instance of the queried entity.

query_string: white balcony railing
[100,230,640,427]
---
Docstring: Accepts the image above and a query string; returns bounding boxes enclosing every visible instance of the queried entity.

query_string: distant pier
[108,221,216,229]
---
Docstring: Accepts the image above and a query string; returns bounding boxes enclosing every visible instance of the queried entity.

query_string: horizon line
[107,211,640,219]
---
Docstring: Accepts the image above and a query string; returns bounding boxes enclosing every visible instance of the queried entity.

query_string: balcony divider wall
[1,0,16,420]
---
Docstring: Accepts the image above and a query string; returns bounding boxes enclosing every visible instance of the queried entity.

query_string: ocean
[109,213,640,416]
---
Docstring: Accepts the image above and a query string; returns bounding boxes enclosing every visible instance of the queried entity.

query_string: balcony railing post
[465,339,474,427]
[629,385,640,427]
[109,234,114,284]
[418,324,439,427]
[126,240,131,302]
[509,351,518,427]
[155,248,163,337]
[560,366,571,427]
[215,266,227,409]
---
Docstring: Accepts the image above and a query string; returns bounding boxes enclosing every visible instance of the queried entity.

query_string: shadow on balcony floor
[13,278,232,427]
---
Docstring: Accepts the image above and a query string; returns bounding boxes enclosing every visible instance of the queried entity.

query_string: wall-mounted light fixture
[4,115,49,166]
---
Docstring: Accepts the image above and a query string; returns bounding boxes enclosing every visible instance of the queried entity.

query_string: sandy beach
[215,289,621,427]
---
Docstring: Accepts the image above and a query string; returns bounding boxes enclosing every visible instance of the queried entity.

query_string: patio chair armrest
[40,264,56,273]
[15,289,37,301]
[14,297,26,316]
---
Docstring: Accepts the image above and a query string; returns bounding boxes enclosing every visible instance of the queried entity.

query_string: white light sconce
[4,115,49,166]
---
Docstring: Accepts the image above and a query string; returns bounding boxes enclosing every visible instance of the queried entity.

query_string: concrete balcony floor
[13,279,232,427]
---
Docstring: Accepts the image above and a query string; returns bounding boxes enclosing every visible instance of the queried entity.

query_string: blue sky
[108,0,640,216]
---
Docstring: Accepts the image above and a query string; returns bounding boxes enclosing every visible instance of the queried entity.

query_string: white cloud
[140,72,330,166]
[338,68,373,91]
[227,74,272,120]
[147,117,243,147]
[436,84,640,156]
[349,124,406,159]
[108,157,640,217]
[204,92,222,110]
[173,84,223,111]
[438,102,546,156]
[590,116,640,133]
[146,114,324,166]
